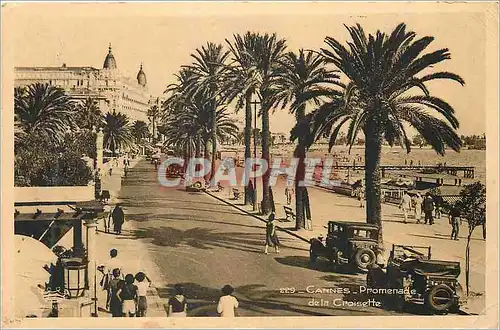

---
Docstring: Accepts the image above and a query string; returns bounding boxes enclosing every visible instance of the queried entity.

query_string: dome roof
[103,43,117,69]
[137,64,147,87]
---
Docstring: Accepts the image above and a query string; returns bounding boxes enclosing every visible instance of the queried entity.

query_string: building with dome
[14,44,155,123]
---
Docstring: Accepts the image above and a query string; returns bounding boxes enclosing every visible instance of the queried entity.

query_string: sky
[6,2,490,136]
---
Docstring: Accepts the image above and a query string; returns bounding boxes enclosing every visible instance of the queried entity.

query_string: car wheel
[309,246,318,263]
[425,284,455,313]
[354,248,376,272]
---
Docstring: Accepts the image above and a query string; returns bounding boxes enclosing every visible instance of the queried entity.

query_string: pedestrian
[358,186,365,208]
[248,180,256,207]
[102,202,112,233]
[111,203,125,235]
[217,285,239,317]
[399,191,412,224]
[413,193,423,223]
[168,284,188,317]
[108,268,124,317]
[117,274,138,317]
[449,203,462,240]
[434,195,442,219]
[264,213,280,254]
[285,186,293,205]
[135,272,152,317]
[423,193,435,225]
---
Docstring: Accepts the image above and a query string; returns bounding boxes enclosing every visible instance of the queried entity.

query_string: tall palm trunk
[204,138,210,160]
[210,99,217,183]
[195,135,201,158]
[365,120,383,246]
[260,105,271,214]
[204,138,210,182]
[183,143,189,173]
[244,91,253,205]
[295,104,308,230]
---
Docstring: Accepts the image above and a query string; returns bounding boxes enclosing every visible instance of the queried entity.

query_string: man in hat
[423,193,435,225]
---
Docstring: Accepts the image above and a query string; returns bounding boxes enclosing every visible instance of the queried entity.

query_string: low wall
[15,185,95,204]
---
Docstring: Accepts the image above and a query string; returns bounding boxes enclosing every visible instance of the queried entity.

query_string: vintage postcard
[1,1,498,328]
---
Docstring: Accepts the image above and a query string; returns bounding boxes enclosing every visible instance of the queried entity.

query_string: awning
[15,235,56,318]
[14,211,86,222]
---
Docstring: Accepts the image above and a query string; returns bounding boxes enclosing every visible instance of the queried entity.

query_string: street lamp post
[251,99,260,212]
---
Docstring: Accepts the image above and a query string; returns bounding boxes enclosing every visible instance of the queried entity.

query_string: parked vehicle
[309,221,379,272]
[166,163,183,178]
[151,153,161,164]
[366,244,464,314]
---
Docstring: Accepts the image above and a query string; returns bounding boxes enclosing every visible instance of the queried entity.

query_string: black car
[309,221,379,272]
[366,244,465,313]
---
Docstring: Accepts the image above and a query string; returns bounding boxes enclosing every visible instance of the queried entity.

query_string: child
[117,274,138,317]
[135,272,152,317]
[168,284,187,317]
[217,285,239,317]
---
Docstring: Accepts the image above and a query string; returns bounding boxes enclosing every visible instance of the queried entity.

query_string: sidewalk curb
[204,190,310,244]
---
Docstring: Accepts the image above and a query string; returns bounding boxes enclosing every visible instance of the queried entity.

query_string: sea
[269,144,487,185]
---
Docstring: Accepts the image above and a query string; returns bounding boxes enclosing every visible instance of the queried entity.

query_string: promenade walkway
[95,156,167,317]
[207,174,486,315]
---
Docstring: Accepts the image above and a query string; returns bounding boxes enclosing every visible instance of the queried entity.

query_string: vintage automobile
[151,153,161,164]
[166,163,183,178]
[309,221,379,272]
[366,244,464,314]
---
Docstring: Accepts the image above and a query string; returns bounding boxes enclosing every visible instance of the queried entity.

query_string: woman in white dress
[413,193,423,223]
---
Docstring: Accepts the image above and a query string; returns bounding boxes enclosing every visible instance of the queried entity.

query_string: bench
[283,206,295,222]
[232,188,242,200]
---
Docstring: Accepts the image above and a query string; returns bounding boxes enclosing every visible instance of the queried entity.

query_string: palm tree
[225,32,262,204]
[183,42,230,181]
[226,32,287,213]
[269,49,341,229]
[76,97,103,131]
[148,101,161,145]
[132,120,150,143]
[103,110,133,157]
[297,23,464,245]
[14,83,76,145]
[254,33,288,214]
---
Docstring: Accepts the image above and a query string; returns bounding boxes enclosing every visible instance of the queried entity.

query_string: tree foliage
[15,83,77,145]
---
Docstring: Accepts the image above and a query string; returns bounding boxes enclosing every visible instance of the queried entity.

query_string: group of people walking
[399,191,440,225]
[99,248,241,317]
[98,249,153,317]
[399,191,463,240]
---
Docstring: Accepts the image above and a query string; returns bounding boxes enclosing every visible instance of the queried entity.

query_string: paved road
[116,160,406,317]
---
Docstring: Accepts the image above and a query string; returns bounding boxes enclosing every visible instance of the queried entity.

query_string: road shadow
[434,233,485,242]
[126,212,265,230]
[410,233,484,242]
[120,225,265,254]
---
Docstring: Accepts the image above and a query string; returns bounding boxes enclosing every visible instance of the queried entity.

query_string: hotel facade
[14,44,155,123]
